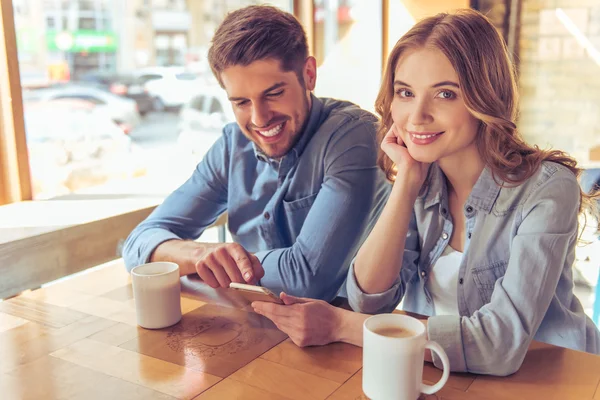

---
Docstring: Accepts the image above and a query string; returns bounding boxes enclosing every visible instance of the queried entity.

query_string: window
[54,94,106,105]
[208,98,224,115]
[313,0,382,112]
[45,16,55,29]
[78,17,96,29]
[12,0,291,200]
[189,95,205,112]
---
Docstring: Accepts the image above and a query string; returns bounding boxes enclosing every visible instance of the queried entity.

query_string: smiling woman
[254,8,600,378]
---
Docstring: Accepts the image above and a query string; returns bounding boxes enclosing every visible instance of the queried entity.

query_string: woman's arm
[353,179,420,294]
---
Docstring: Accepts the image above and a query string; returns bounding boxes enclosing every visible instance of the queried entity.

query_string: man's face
[220,58,316,159]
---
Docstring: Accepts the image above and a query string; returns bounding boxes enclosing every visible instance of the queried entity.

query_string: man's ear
[303,56,317,91]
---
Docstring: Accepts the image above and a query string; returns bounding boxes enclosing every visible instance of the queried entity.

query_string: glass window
[14,0,292,200]
[78,17,96,29]
[313,0,382,112]
[54,94,106,105]
[208,98,224,114]
[189,95,205,112]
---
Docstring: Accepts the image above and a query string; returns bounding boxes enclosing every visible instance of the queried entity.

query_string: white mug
[131,261,182,329]
[363,314,450,400]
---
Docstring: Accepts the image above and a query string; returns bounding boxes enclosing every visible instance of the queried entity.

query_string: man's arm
[258,120,390,301]
[122,135,229,273]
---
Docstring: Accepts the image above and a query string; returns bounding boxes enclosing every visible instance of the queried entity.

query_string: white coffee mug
[363,314,450,400]
[131,261,182,329]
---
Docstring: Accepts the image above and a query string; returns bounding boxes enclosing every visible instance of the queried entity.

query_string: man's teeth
[412,133,441,139]
[258,123,283,137]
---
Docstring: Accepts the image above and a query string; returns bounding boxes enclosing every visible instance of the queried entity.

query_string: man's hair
[208,5,309,87]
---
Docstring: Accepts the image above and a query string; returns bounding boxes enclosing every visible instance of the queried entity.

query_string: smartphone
[229,282,284,304]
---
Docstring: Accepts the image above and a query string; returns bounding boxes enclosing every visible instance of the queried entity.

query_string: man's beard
[256,93,311,159]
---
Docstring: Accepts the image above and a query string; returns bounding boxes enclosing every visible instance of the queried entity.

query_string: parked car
[24,84,141,134]
[78,71,159,116]
[24,107,146,199]
[176,87,235,157]
[134,67,208,110]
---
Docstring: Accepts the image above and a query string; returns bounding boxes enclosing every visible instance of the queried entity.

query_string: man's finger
[227,244,255,283]
[249,254,265,281]
[195,262,220,288]
[214,248,245,284]
[204,259,231,287]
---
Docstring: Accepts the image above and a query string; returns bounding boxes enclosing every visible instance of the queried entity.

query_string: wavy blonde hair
[376,9,598,216]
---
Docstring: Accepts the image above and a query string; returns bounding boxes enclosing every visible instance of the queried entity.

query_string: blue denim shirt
[347,161,600,375]
[123,95,390,301]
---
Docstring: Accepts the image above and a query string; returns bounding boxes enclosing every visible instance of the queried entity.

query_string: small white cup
[363,314,450,400]
[131,261,182,329]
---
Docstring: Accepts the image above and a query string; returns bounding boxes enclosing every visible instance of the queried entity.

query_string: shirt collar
[253,93,323,163]
[421,163,501,214]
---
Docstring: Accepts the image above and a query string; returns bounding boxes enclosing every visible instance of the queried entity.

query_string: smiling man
[122,5,389,301]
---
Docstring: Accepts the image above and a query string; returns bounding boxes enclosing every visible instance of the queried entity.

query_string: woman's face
[390,47,480,164]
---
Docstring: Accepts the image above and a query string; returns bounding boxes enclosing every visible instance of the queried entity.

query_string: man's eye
[235,100,248,107]
[267,90,284,97]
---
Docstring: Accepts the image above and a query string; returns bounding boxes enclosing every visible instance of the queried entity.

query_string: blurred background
[6,0,600,323]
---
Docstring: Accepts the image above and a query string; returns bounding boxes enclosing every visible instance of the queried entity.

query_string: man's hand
[194,243,264,288]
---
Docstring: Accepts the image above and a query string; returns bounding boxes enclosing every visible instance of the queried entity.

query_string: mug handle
[421,341,450,395]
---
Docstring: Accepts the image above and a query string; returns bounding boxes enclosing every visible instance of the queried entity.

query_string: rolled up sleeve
[427,315,467,372]
[346,262,402,314]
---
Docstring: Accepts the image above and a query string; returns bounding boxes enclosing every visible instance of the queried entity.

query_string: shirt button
[420,271,427,278]
[442,232,449,240]
[466,206,474,213]
[441,208,447,215]
[263,211,270,220]
[459,278,464,285]
[468,232,472,239]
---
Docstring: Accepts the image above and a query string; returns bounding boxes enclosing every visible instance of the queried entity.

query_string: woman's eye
[396,89,413,98]
[437,90,456,99]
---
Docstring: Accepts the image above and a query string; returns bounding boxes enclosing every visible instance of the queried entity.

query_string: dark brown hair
[376,9,599,216]
[208,5,308,87]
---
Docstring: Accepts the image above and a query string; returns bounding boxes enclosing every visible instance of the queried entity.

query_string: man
[123,5,389,301]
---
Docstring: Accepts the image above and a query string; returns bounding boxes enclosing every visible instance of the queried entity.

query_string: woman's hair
[375,9,599,217]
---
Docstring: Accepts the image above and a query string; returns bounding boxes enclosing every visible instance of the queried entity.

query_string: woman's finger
[280,292,311,305]
[252,301,292,319]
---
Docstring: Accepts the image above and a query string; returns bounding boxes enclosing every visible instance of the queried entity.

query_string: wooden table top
[1,260,600,400]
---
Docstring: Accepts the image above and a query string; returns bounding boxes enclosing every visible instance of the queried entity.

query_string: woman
[252,9,600,376]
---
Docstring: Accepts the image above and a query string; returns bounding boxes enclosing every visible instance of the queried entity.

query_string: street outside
[73,110,222,198]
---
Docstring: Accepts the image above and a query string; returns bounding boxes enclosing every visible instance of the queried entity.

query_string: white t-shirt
[428,245,463,316]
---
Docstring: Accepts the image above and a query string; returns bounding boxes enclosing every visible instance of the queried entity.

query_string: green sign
[46,30,118,53]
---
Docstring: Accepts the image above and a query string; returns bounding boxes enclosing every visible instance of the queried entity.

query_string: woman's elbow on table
[466,346,527,377]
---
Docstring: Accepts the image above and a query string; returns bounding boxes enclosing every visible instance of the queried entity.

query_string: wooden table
[1,261,600,400]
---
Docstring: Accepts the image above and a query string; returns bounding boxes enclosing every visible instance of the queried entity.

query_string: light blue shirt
[123,95,390,301]
[347,161,600,375]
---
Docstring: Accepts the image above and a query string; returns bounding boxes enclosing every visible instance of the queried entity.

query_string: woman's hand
[252,293,344,347]
[381,124,430,189]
